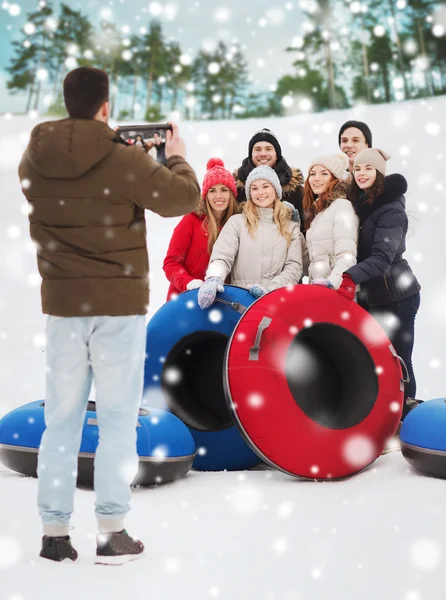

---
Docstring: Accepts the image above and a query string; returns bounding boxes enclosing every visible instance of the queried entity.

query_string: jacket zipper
[383,274,389,290]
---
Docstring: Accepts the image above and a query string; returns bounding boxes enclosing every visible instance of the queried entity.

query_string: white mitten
[186,279,204,290]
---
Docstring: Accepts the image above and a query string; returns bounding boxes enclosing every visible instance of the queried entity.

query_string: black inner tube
[285,323,378,429]
[161,331,231,432]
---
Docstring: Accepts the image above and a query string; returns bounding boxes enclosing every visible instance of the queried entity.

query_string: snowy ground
[0,98,445,598]
[1,454,446,600]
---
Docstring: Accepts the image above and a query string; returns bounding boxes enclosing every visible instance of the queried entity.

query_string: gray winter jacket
[206,208,304,289]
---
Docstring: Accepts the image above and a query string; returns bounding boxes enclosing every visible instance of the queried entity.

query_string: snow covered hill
[0,98,445,599]
[1,96,445,410]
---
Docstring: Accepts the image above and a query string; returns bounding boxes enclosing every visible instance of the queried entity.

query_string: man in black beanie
[338,120,372,173]
[233,128,305,231]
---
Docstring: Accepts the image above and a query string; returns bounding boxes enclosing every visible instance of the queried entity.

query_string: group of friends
[17,66,421,565]
[163,122,421,414]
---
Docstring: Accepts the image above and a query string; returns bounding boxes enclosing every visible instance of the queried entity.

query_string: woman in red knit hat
[163,158,239,300]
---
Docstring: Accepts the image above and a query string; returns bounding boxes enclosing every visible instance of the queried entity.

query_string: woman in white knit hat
[337,148,421,418]
[198,165,306,309]
[303,152,359,289]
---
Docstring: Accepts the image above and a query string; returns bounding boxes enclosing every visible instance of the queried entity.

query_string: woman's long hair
[303,175,348,230]
[243,198,292,247]
[196,191,239,254]
[348,171,385,207]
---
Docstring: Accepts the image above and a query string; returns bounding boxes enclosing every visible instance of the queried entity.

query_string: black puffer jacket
[234,157,305,233]
[347,174,420,307]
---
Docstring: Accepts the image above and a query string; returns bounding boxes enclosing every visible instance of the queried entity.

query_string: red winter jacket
[163,213,211,300]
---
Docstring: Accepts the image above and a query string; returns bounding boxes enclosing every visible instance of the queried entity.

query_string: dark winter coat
[18,118,200,317]
[234,157,305,233]
[346,174,420,307]
[163,212,210,300]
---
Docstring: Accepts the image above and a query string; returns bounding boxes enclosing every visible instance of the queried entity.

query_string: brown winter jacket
[18,118,200,317]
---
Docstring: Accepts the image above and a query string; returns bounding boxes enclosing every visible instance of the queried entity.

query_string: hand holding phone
[165,122,186,160]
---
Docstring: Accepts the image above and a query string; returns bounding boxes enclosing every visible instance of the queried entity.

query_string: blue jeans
[38,315,146,536]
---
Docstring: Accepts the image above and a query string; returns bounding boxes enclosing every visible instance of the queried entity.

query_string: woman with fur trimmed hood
[337,148,421,415]
[163,158,239,300]
[233,128,305,232]
[198,166,305,310]
[303,153,358,289]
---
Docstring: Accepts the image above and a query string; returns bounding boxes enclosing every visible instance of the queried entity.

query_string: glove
[249,284,269,299]
[186,279,203,291]
[198,277,224,309]
[282,200,301,224]
[337,274,356,301]
[312,278,334,289]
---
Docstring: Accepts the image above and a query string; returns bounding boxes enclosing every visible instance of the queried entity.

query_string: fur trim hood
[353,174,407,223]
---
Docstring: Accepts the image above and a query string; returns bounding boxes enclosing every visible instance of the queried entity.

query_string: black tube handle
[249,317,272,361]
[388,344,410,387]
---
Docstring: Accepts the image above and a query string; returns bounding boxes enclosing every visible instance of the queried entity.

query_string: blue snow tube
[400,398,446,479]
[0,400,196,485]
[143,286,261,471]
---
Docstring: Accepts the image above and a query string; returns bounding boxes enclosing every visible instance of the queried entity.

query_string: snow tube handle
[249,316,272,361]
[388,344,410,387]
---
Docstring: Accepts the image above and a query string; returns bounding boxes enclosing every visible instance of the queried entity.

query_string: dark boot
[95,530,144,566]
[40,535,78,562]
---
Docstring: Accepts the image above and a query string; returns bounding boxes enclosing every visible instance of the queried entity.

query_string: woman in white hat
[303,152,359,289]
[198,165,306,309]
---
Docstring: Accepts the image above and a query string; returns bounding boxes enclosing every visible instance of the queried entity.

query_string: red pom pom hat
[202,158,237,199]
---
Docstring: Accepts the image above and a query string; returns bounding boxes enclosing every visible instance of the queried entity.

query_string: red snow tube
[224,285,405,479]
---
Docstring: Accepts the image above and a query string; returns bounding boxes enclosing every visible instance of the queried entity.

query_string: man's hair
[63,67,109,119]
[153,131,160,136]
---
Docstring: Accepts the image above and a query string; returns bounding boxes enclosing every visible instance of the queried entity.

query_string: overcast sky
[0,0,305,112]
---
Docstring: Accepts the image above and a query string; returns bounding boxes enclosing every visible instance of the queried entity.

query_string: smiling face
[207,184,231,216]
[354,164,377,189]
[251,142,277,168]
[249,179,277,208]
[308,165,333,196]
[340,127,368,171]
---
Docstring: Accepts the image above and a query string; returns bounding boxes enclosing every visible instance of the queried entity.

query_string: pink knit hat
[202,158,237,199]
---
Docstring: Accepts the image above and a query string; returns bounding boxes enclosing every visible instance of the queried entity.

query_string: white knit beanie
[308,152,350,181]
[245,166,283,201]
[354,148,391,176]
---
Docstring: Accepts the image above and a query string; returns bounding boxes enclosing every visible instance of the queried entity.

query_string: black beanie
[338,120,372,148]
[249,128,282,160]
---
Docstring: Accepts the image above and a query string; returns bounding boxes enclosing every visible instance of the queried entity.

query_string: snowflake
[208,309,223,323]
[409,538,442,571]
[425,122,441,136]
[0,537,21,568]
[342,433,376,468]
[197,132,210,145]
[152,444,169,460]
[272,537,289,554]
[282,95,294,108]
[8,3,20,16]
[228,484,262,515]
[163,367,182,384]
[214,7,231,23]
[277,501,295,518]
[247,392,264,408]
[164,557,182,573]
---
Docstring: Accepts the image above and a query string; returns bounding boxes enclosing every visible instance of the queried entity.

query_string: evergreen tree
[6,3,55,111]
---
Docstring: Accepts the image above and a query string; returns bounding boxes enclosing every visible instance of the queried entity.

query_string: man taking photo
[18,66,200,565]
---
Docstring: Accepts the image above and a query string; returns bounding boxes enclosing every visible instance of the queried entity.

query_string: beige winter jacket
[206,208,304,289]
[306,185,359,289]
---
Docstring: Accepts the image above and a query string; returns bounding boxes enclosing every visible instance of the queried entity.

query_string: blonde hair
[196,190,239,254]
[242,197,292,247]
